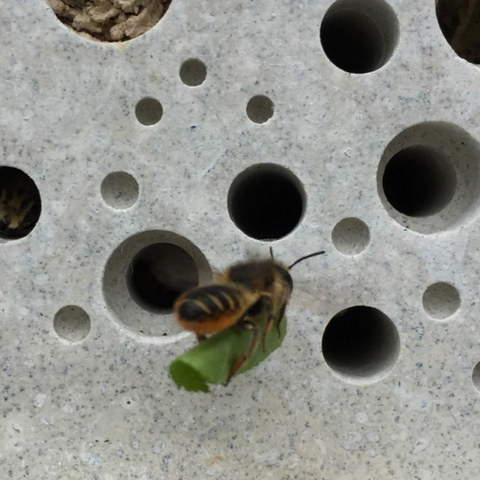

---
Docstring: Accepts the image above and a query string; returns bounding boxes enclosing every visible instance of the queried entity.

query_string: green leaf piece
[169,313,287,392]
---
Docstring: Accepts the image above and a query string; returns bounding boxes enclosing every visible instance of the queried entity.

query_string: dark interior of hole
[0,167,42,239]
[382,148,456,217]
[180,59,207,86]
[229,170,304,240]
[322,307,395,376]
[320,12,384,73]
[127,243,199,312]
[247,96,274,123]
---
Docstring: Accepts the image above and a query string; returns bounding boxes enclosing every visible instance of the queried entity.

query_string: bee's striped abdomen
[177,285,241,321]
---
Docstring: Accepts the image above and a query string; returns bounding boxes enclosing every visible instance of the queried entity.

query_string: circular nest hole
[101,171,139,210]
[422,282,460,320]
[331,217,370,255]
[127,243,199,312]
[473,362,480,393]
[0,167,41,240]
[246,95,274,124]
[180,59,207,87]
[436,0,480,64]
[228,164,305,240]
[382,146,457,217]
[320,0,399,73]
[377,122,480,234]
[135,97,163,126]
[47,0,172,43]
[322,306,400,384]
[103,231,211,338]
[54,305,91,344]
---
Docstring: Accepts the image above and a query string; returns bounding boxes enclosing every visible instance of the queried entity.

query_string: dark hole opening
[0,166,41,240]
[320,11,384,73]
[322,306,400,380]
[127,243,199,312]
[228,165,304,240]
[382,146,457,217]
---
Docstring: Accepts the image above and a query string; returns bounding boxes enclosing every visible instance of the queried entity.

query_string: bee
[0,168,41,239]
[173,248,325,385]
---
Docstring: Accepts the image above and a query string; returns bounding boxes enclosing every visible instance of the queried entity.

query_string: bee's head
[274,265,293,294]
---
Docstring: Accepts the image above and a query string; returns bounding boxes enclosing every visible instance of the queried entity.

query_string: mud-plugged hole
[0,167,41,240]
[322,306,400,384]
[228,164,305,240]
[46,0,172,43]
[320,0,399,73]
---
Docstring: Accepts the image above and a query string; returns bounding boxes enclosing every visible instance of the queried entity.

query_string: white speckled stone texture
[2,0,480,479]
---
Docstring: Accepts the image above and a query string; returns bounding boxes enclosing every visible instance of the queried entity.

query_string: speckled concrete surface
[1,0,480,479]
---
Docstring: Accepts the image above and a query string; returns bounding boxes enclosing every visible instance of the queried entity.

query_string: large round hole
[377,122,480,234]
[320,0,399,73]
[0,166,41,240]
[382,146,457,217]
[322,306,400,383]
[436,0,480,64]
[103,231,211,338]
[422,282,460,320]
[127,243,199,312]
[47,0,172,43]
[228,164,305,240]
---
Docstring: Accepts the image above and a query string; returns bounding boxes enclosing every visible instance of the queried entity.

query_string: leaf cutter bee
[173,248,325,385]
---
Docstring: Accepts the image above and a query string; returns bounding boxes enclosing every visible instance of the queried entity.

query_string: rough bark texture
[48,0,172,42]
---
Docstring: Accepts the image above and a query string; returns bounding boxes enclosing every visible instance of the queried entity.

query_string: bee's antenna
[269,246,274,261]
[288,251,325,270]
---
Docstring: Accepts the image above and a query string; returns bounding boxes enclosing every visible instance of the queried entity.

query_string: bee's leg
[275,303,287,337]
[196,334,207,343]
[261,296,275,352]
[224,319,259,386]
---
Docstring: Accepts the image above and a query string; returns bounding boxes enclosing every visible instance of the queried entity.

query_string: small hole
[437,1,480,64]
[127,243,199,312]
[101,172,139,210]
[322,306,400,384]
[246,95,274,124]
[382,146,457,217]
[332,218,370,255]
[320,0,399,73]
[180,59,207,86]
[0,167,41,240]
[54,306,91,343]
[47,0,172,43]
[228,164,305,240]
[422,282,460,320]
[135,98,163,126]
[473,362,480,393]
